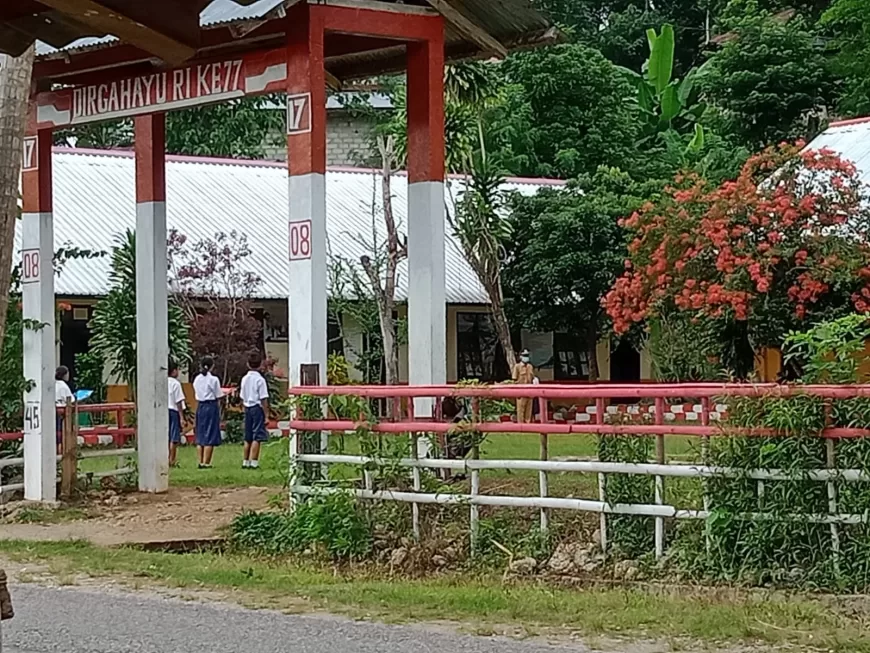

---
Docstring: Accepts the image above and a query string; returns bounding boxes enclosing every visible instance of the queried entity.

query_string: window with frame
[554,332,590,380]
[327,313,343,356]
[457,312,500,382]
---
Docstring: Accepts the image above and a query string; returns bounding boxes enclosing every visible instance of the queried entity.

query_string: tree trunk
[0,48,34,346]
[587,320,600,382]
[379,309,399,386]
[487,282,516,371]
[360,136,405,391]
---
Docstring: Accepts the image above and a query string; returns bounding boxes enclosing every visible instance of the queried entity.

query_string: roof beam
[423,0,506,58]
[34,0,200,64]
[325,69,342,91]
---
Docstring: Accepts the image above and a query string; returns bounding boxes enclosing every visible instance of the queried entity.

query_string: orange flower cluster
[606,143,870,334]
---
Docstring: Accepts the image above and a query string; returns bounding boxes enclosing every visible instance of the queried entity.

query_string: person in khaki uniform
[512,349,536,423]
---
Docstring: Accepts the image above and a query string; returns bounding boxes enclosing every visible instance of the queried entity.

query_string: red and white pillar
[134,113,169,493]
[286,4,327,386]
[21,128,57,502]
[407,34,446,413]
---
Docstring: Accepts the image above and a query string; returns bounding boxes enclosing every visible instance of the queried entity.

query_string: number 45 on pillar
[289,220,312,261]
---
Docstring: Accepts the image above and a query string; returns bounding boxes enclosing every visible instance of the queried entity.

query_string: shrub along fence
[289,381,870,587]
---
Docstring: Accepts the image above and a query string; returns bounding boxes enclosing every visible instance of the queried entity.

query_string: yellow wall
[754,348,783,382]
[756,341,870,382]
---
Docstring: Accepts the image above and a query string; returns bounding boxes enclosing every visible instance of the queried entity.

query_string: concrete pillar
[286,4,327,387]
[407,34,446,417]
[21,128,56,502]
[134,113,169,493]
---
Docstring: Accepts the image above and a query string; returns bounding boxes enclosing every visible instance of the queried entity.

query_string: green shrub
[673,315,870,590]
[223,410,244,444]
[229,491,372,561]
[598,429,655,557]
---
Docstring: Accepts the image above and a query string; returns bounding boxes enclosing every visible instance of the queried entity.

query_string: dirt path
[0,486,272,546]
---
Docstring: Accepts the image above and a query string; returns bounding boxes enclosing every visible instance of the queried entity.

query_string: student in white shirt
[55,365,75,455]
[240,351,270,469]
[193,356,223,469]
[167,360,186,468]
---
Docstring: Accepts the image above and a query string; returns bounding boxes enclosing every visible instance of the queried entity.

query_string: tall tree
[168,230,262,384]
[449,142,518,369]
[823,0,870,116]
[605,143,870,377]
[90,231,191,393]
[504,168,651,380]
[381,61,503,174]
[497,43,640,179]
[702,5,833,148]
[534,0,716,73]
[0,47,34,347]
[359,137,405,387]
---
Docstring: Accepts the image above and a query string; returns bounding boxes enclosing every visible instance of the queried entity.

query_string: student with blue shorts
[240,352,270,469]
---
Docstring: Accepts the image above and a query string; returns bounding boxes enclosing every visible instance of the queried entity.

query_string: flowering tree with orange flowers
[605,142,870,378]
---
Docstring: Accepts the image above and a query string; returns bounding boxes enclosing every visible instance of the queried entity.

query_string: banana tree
[620,24,706,155]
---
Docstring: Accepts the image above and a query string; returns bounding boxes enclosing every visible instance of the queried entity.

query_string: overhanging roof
[15,147,564,302]
[4,0,556,86]
[806,118,870,185]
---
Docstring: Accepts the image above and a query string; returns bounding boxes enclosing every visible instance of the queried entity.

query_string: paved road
[1,584,586,653]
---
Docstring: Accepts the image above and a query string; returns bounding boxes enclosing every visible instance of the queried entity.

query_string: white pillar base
[22,211,57,503]
[408,180,446,423]
[288,172,327,386]
[136,201,169,493]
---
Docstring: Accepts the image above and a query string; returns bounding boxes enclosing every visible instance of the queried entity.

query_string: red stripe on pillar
[135,113,166,203]
[287,4,327,177]
[407,26,445,184]
[22,128,53,214]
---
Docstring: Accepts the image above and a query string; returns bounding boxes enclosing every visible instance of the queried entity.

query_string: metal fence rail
[288,382,870,557]
[0,402,139,498]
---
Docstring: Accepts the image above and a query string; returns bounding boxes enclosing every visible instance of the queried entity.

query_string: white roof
[17,148,563,304]
[806,118,870,184]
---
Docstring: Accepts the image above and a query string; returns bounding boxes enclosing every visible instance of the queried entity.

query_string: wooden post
[60,399,76,499]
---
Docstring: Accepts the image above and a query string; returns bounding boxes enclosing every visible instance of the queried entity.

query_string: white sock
[250,460,259,469]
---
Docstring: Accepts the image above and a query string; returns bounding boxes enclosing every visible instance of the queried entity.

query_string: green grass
[76,433,705,507]
[1,539,868,651]
[9,506,95,524]
[79,440,288,488]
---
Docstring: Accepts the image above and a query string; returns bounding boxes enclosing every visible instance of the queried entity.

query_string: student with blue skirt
[193,356,223,469]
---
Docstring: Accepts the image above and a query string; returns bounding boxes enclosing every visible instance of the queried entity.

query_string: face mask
[521,356,530,363]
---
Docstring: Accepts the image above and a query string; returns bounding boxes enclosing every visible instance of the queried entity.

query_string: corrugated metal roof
[35,0,287,57]
[807,118,870,183]
[16,148,563,304]
[30,0,556,70]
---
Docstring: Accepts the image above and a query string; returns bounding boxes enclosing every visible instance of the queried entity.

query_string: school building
[20,146,648,391]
